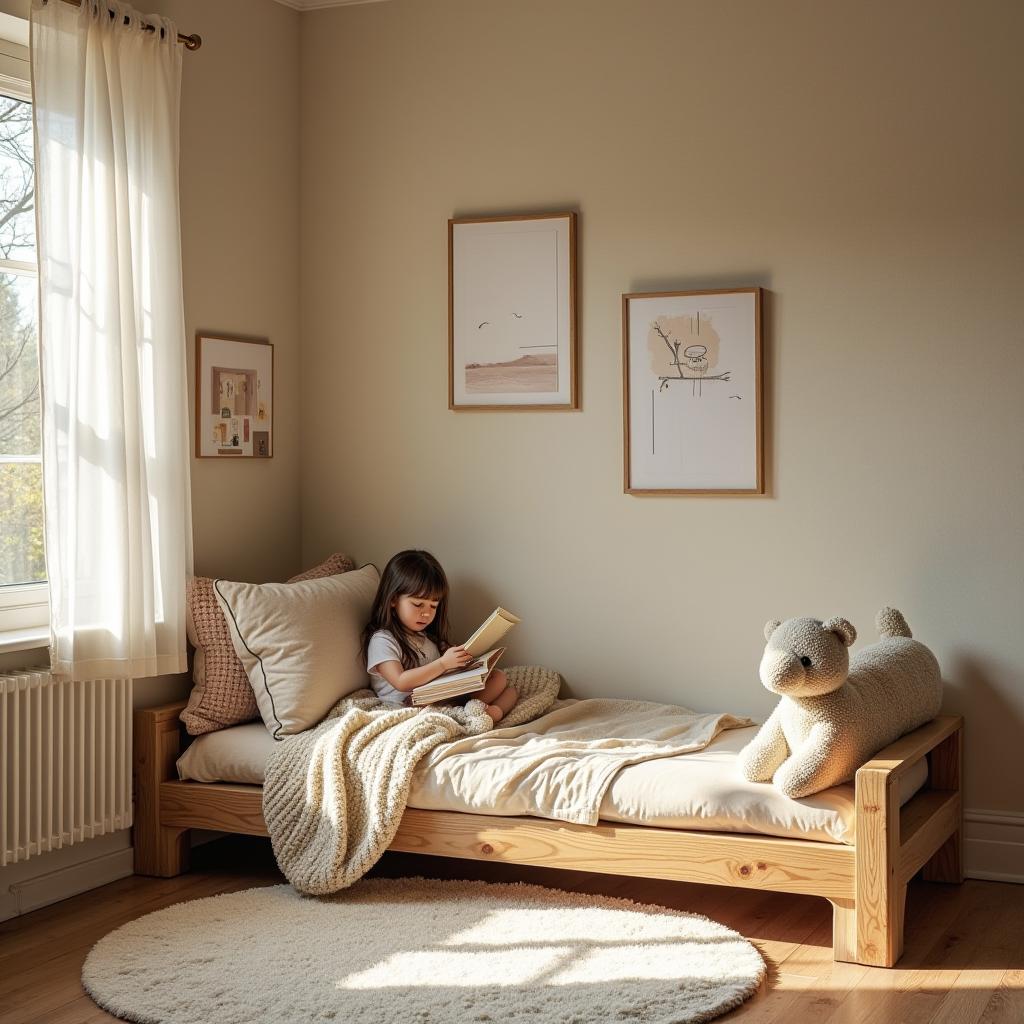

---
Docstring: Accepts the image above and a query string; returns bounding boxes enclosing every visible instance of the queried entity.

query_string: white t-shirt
[366,629,441,705]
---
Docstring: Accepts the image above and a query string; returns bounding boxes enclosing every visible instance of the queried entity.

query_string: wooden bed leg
[136,824,191,878]
[923,727,964,883]
[133,703,191,877]
[830,898,857,964]
[854,766,905,967]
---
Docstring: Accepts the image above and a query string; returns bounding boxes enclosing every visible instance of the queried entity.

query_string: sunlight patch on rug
[83,877,766,1024]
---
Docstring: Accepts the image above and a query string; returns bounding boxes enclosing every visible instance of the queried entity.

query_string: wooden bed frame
[133,701,963,968]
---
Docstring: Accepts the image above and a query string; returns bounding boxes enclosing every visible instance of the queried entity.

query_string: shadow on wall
[446,572,501,642]
[134,672,192,709]
[446,571,584,698]
[944,651,1024,806]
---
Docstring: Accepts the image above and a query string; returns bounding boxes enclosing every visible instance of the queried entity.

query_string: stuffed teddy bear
[738,607,942,799]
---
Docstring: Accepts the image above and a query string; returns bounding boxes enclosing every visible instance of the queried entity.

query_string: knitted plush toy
[738,607,942,799]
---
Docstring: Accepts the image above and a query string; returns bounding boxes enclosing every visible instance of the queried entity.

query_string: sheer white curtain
[31,0,193,680]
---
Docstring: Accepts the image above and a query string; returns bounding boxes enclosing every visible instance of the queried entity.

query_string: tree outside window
[0,92,44,587]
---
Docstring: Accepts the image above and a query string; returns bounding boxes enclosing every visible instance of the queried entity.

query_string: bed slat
[390,808,857,899]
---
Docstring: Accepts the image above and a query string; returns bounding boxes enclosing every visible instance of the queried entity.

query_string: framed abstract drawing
[195,333,273,458]
[449,211,578,410]
[622,287,764,495]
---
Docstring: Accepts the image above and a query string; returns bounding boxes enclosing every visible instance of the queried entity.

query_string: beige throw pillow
[214,564,380,738]
[181,553,355,736]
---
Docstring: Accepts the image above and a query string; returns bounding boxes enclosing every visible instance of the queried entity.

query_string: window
[0,75,47,631]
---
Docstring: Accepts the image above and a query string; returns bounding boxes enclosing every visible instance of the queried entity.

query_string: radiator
[1,673,133,867]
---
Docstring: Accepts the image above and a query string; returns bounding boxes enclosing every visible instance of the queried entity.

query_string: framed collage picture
[195,333,273,458]
[622,287,763,495]
[449,212,578,410]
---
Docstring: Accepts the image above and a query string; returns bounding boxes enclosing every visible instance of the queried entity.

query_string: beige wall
[298,0,1024,820]
[148,0,302,586]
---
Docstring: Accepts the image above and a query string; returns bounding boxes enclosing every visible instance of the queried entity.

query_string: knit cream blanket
[262,665,562,895]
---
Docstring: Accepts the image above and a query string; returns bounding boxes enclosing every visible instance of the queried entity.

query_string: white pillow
[213,564,380,738]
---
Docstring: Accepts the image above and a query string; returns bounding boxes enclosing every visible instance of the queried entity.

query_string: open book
[410,648,505,706]
[463,607,520,658]
[410,607,521,706]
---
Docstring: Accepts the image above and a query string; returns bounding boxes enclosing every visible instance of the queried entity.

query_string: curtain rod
[57,0,202,50]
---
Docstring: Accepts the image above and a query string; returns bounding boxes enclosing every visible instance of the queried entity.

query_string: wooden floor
[1,835,1021,1024]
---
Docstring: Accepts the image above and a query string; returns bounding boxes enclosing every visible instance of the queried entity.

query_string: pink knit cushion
[180,553,356,735]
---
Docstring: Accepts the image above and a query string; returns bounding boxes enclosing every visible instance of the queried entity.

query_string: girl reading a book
[361,549,519,723]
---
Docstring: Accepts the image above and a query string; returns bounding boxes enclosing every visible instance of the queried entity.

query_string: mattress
[176,717,928,846]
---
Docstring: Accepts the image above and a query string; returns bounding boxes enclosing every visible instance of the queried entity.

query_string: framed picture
[622,287,764,495]
[195,333,273,458]
[449,211,578,410]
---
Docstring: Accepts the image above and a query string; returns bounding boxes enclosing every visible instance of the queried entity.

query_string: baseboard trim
[0,843,134,922]
[966,869,1024,884]
[964,808,1024,884]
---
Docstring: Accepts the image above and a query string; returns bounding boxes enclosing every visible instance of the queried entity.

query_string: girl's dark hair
[361,550,451,671]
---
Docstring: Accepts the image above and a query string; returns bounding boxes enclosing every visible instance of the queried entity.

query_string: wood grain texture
[899,791,961,884]
[391,808,856,898]
[860,715,961,778]
[132,705,189,877]
[854,767,905,967]
[161,781,269,836]
[829,897,857,964]
[923,726,964,884]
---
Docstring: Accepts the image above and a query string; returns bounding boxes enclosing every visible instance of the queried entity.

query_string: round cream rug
[83,877,765,1024]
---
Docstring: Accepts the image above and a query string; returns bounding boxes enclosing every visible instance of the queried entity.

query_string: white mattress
[177,719,928,846]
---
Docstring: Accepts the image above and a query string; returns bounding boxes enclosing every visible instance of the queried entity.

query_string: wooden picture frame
[449,212,578,411]
[195,333,273,459]
[623,287,764,495]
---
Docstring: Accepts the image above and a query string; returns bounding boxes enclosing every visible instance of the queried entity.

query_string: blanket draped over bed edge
[263,666,750,895]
